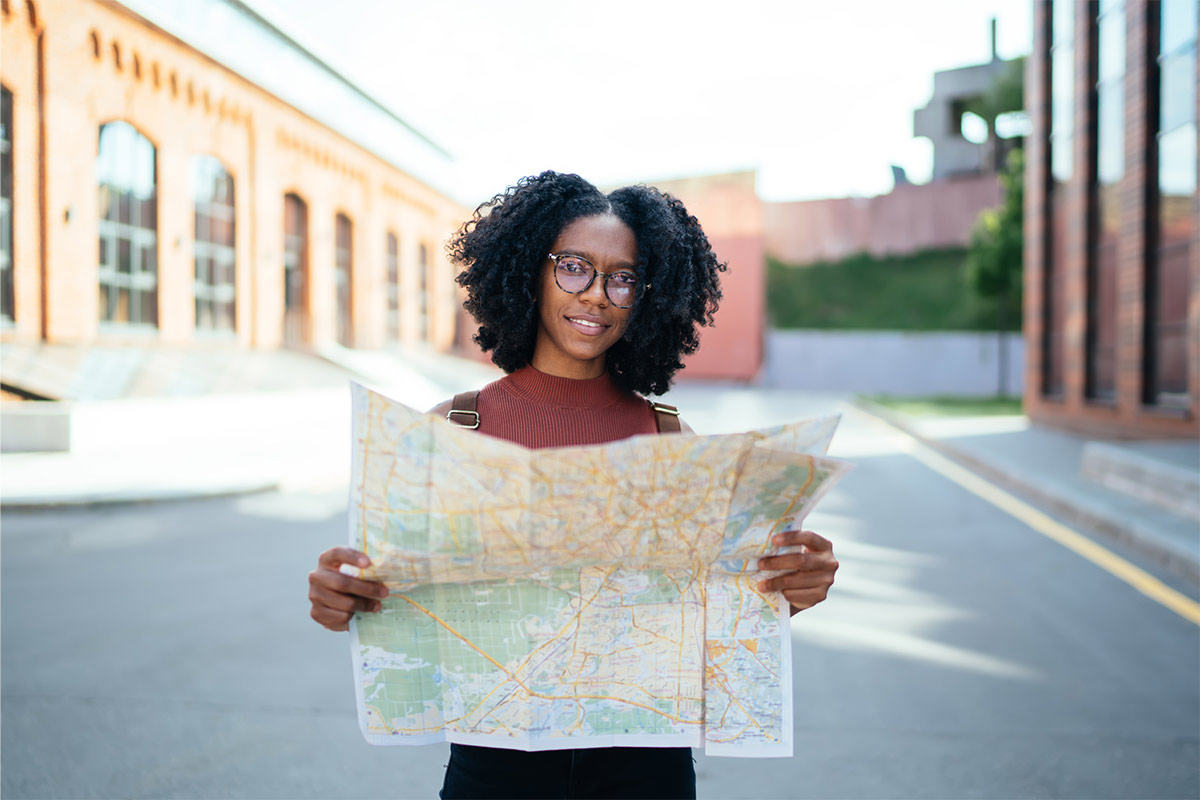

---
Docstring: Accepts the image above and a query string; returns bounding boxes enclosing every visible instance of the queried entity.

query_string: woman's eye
[560,260,588,274]
[611,272,638,288]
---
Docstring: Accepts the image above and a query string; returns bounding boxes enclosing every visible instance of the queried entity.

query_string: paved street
[2,387,1197,799]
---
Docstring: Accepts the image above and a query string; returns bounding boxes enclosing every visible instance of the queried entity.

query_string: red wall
[764,174,1003,265]
[646,172,765,382]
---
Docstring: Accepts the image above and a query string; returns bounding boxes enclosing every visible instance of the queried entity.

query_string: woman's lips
[565,315,609,336]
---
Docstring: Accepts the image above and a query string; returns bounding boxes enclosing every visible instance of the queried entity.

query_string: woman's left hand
[756,530,838,616]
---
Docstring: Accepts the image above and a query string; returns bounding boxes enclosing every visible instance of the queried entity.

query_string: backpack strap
[447,390,481,429]
[650,401,681,434]
[448,390,681,434]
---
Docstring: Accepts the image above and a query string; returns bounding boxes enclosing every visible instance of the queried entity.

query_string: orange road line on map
[706,662,764,731]
[708,723,755,744]
[400,591,704,727]
[358,421,373,559]
[363,703,391,734]
[630,618,682,647]
[675,578,688,721]
[396,595,517,677]
[456,567,614,721]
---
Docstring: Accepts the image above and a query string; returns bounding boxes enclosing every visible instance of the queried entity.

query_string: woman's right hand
[308,546,389,632]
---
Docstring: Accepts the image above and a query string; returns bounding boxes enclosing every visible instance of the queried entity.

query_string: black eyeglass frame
[546,253,649,309]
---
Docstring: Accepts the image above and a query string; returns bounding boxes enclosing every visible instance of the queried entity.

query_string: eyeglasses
[547,253,645,308]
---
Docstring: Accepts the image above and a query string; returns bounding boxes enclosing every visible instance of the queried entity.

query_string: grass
[864,394,1024,417]
[766,247,1019,332]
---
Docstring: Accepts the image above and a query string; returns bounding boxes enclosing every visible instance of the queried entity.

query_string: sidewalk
[854,398,1200,584]
[0,348,502,509]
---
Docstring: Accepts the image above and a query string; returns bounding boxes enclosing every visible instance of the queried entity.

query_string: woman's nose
[580,273,609,305]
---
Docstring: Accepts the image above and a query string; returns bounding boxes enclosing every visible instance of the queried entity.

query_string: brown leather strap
[447,390,481,429]
[650,401,681,434]
[448,390,680,434]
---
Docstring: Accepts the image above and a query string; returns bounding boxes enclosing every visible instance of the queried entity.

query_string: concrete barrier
[763,329,1024,396]
[1,402,72,453]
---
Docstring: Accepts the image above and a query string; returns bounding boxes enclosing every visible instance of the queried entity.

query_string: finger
[310,568,389,600]
[309,584,381,615]
[758,567,836,593]
[317,546,372,570]
[757,551,835,573]
[309,603,352,631]
[782,588,829,611]
[770,529,832,551]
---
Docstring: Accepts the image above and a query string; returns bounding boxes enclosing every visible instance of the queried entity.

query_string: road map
[347,382,849,757]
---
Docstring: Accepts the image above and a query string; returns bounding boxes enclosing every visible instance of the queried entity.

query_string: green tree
[967,147,1024,396]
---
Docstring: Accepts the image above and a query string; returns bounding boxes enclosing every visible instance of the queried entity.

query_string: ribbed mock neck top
[476,365,657,449]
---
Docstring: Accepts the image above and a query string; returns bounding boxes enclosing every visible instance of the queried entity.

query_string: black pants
[439,744,696,799]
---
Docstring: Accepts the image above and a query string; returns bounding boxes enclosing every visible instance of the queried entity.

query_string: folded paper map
[348,382,850,757]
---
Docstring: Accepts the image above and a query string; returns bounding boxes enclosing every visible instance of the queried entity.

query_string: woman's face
[531,214,638,380]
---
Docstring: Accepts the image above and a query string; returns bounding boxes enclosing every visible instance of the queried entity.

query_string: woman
[308,171,838,799]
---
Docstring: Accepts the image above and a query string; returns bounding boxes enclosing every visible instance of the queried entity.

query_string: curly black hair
[447,171,726,396]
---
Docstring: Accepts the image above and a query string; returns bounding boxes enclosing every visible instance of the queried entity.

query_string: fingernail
[757,559,766,570]
[373,602,382,613]
[380,587,389,598]
[357,556,369,567]
[757,581,768,592]
[773,535,784,546]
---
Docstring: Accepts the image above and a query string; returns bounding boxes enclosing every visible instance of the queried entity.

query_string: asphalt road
[2,389,1197,799]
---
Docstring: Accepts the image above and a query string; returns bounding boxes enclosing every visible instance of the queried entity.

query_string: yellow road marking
[891,434,1200,627]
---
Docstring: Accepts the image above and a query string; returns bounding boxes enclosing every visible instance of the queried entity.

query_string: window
[386,232,400,341]
[1043,0,1074,396]
[191,156,235,334]
[335,213,353,347]
[283,193,308,346]
[1087,0,1123,401]
[1147,0,1198,404]
[417,243,428,341]
[97,121,158,327]
[1,85,13,326]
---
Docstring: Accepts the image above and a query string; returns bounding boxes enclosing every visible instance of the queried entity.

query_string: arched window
[191,156,235,334]
[283,193,308,346]
[1,85,13,326]
[97,121,157,327]
[417,243,428,341]
[335,213,353,347]
[386,232,399,341]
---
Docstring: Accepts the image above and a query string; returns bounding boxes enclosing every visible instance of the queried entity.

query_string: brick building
[0,0,466,394]
[1025,0,1198,437]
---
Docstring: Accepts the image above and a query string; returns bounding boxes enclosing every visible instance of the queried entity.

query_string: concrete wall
[912,59,1009,181]
[764,175,1002,266]
[762,330,1024,397]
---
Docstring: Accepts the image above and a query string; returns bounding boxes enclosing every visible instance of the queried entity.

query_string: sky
[247,0,1032,206]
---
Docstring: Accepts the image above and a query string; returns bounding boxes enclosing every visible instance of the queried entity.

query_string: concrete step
[1081,441,1200,523]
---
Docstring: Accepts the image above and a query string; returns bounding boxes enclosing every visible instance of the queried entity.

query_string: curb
[0,479,281,511]
[852,397,1200,585]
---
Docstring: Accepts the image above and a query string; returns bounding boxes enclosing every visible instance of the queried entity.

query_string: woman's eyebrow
[559,249,636,270]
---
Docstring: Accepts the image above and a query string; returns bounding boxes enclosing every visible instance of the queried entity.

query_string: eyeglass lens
[552,255,638,307]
